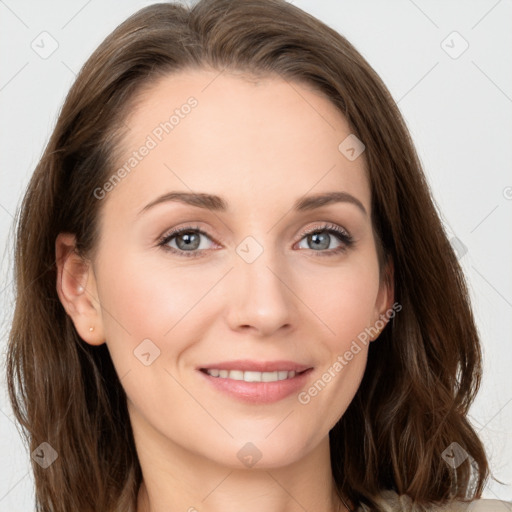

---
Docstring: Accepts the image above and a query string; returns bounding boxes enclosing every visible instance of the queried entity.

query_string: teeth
[229,370,244,381]
[261,371,277,382]
[205,369,298,382]
[244,371,261,382]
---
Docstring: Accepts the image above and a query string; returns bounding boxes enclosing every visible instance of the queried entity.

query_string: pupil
[178,232,199,250]
[311,232,329,250]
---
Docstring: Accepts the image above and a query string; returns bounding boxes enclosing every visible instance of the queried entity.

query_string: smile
[202,369,301,382]
[198,365,314,404]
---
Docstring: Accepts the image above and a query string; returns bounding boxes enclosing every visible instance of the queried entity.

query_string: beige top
[354,490,512,511]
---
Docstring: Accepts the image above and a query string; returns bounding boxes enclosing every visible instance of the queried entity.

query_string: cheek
[94,248,216,365]
[293,258,379,421]
[97,242,381,355]
[298,257,381,349]
[101,233,218,318]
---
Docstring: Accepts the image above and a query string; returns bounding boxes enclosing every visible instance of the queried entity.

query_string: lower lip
[198,368,313,404]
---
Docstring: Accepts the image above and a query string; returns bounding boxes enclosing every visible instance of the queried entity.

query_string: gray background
[1,0,511,509]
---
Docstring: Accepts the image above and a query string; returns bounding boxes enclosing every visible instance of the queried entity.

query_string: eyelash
[157,223,354,258]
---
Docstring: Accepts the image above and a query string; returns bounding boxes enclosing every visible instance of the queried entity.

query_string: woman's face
[79,69,392,468]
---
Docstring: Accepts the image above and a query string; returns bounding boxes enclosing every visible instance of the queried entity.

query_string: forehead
[103,68,370,219]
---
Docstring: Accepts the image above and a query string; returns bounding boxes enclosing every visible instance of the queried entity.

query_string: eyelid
[293,222,354,255]
[157,221,354,257]
[295,222,351,241]
[158,224,222,250]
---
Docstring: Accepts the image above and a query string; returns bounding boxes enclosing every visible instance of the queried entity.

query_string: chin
[203,431,317,471]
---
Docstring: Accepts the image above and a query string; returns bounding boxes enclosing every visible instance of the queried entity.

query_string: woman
[6,1,508,511]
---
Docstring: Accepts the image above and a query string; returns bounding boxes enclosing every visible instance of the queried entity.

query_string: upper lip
[198,359,312,373]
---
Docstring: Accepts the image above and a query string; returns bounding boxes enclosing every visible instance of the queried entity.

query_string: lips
[197,359,314,404]
[198,359,311,373]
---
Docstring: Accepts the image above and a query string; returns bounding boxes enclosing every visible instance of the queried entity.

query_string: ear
[55,233,105,346]
[370,257,395,341]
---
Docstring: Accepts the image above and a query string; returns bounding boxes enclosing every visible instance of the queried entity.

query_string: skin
[56,68,394,512]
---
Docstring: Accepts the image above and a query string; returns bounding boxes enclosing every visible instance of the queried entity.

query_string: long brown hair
[6,0,490,510]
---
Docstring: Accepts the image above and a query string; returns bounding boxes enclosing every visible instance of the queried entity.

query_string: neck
[131,406,349,512]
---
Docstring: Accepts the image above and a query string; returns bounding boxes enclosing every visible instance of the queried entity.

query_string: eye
[158,225,217,258]
[295,223,354,256]
[157,222,354,258]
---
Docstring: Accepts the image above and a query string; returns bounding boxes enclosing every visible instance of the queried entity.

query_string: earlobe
[55,233,105,346]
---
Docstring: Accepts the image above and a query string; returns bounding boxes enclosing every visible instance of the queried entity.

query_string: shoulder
[354,490,512,512]
[464,499,512,511]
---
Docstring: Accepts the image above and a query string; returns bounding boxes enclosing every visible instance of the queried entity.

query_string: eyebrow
[138,191,367,216]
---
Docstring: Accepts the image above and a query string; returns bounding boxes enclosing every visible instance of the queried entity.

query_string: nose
[225,242,297,337]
